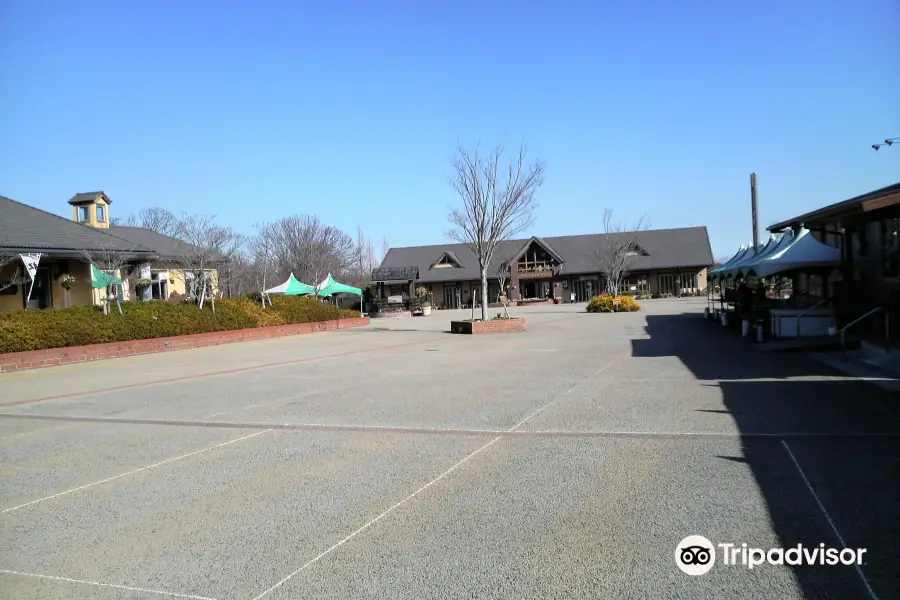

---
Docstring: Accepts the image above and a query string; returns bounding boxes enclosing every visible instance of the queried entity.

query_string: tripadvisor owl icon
[675,535,716,576]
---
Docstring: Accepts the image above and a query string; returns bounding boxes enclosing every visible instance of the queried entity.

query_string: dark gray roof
[68,191,111,205]
[768,182,900,231]
[0,195,155,256]
[378,227,714,283]
[107,226,209,261]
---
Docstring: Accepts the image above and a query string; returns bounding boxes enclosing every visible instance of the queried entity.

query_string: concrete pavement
[1,299,897,599]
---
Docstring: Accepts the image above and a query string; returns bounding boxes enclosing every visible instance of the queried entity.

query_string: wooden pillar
[839,228,855,326]
[510,265,521,301]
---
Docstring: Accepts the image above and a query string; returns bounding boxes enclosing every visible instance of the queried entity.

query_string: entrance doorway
[443,285,460,309]
[572,279,598,302]
[26,268,52,309]
[521,280,551,300]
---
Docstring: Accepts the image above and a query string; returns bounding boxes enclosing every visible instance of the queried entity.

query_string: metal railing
[795,299,829,338]
[840,307,885,351]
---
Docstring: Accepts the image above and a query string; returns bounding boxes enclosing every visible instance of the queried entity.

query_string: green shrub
[0,296,358,354]
[586,294,615,313]
[617,295,642,312]
[586,294,641,313]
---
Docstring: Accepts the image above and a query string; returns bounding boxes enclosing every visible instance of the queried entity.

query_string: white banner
[20,253,41,281]
[20,253,41,305]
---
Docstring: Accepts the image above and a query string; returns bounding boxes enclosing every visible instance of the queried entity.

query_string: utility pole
[750,172,760,248]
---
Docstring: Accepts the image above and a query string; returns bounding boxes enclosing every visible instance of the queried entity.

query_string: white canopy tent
[718,238,773,279]
[746,228,841,279]
[709,244,750,281]
[264,273,315,295]
[726,231,795,279]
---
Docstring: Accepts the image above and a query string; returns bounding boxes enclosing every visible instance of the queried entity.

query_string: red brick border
[0,317,370,373]
[370,311,412,319]
[450,318,527,334]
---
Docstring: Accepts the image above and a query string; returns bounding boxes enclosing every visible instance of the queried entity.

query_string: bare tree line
[113,208,385,305]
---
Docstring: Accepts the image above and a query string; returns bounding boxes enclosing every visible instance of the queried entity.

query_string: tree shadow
[632,312,900,598]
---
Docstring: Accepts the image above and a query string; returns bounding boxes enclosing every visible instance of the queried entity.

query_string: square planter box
[450,318,527,334]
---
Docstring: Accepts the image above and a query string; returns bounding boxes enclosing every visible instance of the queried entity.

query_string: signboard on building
[517,265,554,280]
[517,270,554,280]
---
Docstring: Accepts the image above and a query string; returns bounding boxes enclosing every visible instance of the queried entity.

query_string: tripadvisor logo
[675,535,716,576]
[675,536,868,575]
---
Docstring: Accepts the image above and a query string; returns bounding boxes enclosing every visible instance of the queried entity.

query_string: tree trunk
[198,279,206,310]
[480,268,489,322]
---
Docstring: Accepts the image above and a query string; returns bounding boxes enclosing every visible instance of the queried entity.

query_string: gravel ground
[0,299,897,600]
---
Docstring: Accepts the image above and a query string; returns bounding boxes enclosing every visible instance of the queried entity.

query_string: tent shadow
[632,311,900,599]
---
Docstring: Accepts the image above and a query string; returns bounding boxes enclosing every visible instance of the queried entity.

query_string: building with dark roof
[765,182,900,340]
[1,192,218,311]
[373,227,713,308]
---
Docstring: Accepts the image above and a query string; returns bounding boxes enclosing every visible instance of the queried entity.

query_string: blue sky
[1,0,898,259]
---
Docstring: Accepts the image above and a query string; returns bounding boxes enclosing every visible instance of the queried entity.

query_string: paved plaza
[1,299,897,599]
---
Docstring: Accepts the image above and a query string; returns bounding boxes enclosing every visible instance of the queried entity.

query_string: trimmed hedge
[0,296,359,354]
[586,294,642,313]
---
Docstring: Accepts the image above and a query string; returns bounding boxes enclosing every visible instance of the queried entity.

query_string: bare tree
[349,227,378,288]
[211,230,246,299]
[496,259,511,318]
[113,207,178,236]
[170,214,238,311]
[446,143,546,321]
[268,215,355,298]
[593,209,650,298]
[714,255,733,267]
[81,245,133,315]
[380,237,390,264]
[0,248,27,295]
[247,222,278,307]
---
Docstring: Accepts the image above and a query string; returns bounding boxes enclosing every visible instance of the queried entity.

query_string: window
[881,219,900,278]
[857,225,868,258]
[78,206,89,221]
[185,271,215,299]
[680,273,698,293]
[658,274,676,295]
[517,242,556,274]
[96,204,106,222]
[432,253,461,269]
[150,270,168,300]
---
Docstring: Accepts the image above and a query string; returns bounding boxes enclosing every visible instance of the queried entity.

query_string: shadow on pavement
[632,311,900,599]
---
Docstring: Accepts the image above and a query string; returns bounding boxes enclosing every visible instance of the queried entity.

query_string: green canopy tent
[315,273,363,316]
[90,264,122,289]
[264,273,315,296]
[90,264,124,314]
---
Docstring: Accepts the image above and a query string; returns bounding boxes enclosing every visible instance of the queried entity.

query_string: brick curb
[0,317,370,373]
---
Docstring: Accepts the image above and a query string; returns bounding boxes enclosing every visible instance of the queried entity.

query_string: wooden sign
[518,270,553,280]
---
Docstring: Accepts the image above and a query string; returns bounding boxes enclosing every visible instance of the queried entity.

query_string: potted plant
[59,273,77,308]
[414,285,432,315]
